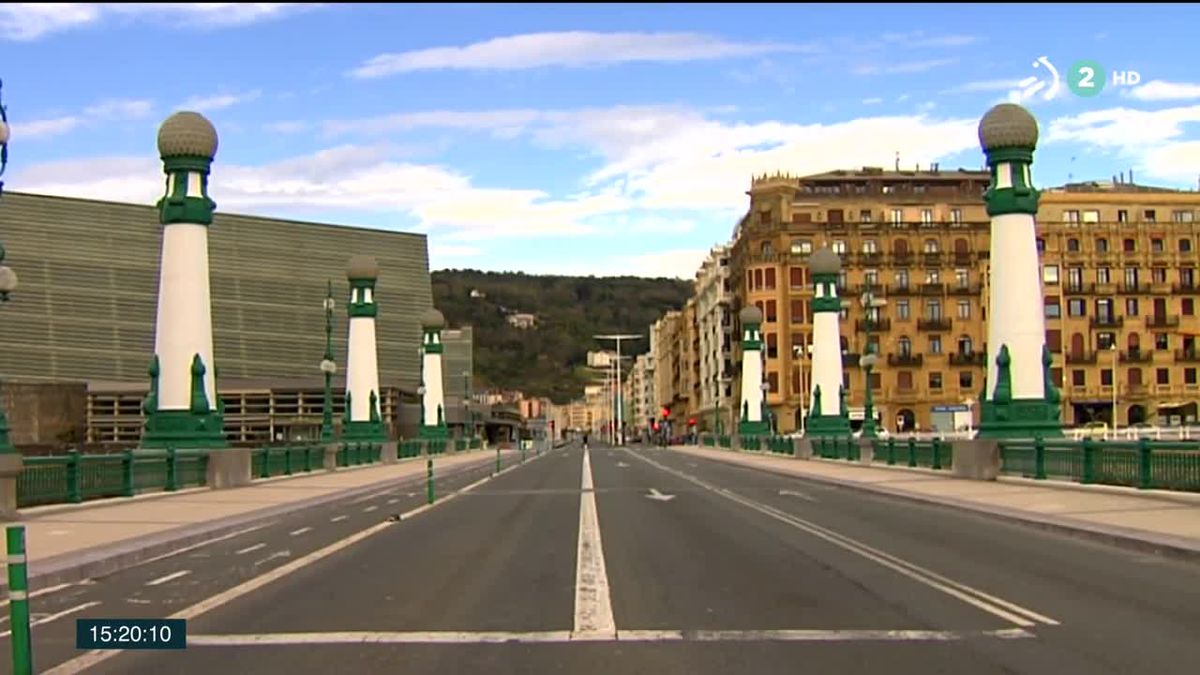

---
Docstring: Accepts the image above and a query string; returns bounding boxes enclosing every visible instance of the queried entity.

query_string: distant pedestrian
[582,432,590,449]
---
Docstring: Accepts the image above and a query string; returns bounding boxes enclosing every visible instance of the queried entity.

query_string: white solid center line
[330,515,348,523]
[235,543,266,556]
[146,570,191,587]
[290,527,313,536]
[0,601,102,638]
[363,505,378,513]
[573,447,616,639]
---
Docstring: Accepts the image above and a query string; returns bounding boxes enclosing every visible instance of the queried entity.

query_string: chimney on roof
[1119,171,1125,184]
[1129,168,1135,184]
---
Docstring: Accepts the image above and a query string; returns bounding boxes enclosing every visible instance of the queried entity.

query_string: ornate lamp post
[0,80,17,456]
[461,370,473,439]
[859,290,888,439]
[319,280,336,442]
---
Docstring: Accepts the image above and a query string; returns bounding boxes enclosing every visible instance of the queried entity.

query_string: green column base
[0,409,15,455]
[738,420,770,436]
[343,420,387,442]
[141,409,228,449]
[805,413,851,438]
[978,398,1063,439]
[419,424,449,440]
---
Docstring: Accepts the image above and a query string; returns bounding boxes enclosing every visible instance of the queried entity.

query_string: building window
[1126,298,1139,316]
[791,239,813,254]
[920,209,933,225]
[766,333,778,359]
[1037,237,1046,252]
[926,299,942,320]
[1097,267,1111,284]
[791,300,805,324]
[929,335,943,354]
[767,371,779,393]
[1152,238,1165,253]
[897,299,910,320]
[863,239,879,253]
[1070,370,1085,386]
[896,269,910,288]
[1124,238,1137,252]
[1067,238,1080,252]
[860,209,873,223]
[1043,265,1060,285]
[951,208,962,224]
[1096,238,1109,253]
[1157,368,1170,385]
[1068,299,1086,317]
[1065,210,1080,225]
[1083,210,1100,224]
[1175,210,1195,223]
[765,300,777,323]
[790,266,804,288]
[864,269,879,285]
[1182,269,1196,289]
[1186,368,1197,385]
[1144,210,1157,223]
[1096,299,1114,322]
[925,269,941,284]
[1181,239,1193,253]
[899,336,912,356]
[1185,299,1195,316]
[837,270,848,290]
[957,299,971,319]
[897,371,914,390]
[955,269,969,288]
[891,209,903,225]
[923,238,939,253]
[1156,333,1169,350]
[929,372,943,390]
[959,371,973,389]
[958,335,974,354]
[1153,268,1167,284]
[1097,331,1115,350]
[765,268,776,290]
[1045,300,1061,318]
[754,269,763,289]
[832,240,847,255]
[1067,267,1083,290]
[1124,267,1139,288]
[1101,369,1113,386]
[1118,210,1129,223]
[761,241,774,255]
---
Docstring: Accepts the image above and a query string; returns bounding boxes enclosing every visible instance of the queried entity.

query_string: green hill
[431,270,694,404]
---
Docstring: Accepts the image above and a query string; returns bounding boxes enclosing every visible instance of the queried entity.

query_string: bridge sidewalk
[670,445,1200,560]
[0,449,515,589]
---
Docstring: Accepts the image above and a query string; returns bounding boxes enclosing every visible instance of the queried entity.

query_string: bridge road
[32,442,1200,675]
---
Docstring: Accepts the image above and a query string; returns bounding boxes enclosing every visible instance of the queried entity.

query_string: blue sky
[4,3,1200,279]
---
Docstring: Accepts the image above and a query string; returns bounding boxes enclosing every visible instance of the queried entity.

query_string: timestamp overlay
[75,619,187,651]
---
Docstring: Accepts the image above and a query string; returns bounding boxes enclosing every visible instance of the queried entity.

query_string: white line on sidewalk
[185,627,1034,645]
[290,527,313,536]
[44,452,544,675]
[330,515,348,523]
[0,601,102,638]
[145,570,191,586]
[573,448,616,638]
[235,544,266,555]
[628,450,1058,628]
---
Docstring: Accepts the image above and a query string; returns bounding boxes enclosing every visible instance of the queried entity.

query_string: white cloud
[11,144,631,240]
[264,120,310,134]
[1126,80,1200,102]
[429,243,484,261]
[181,89,262,113]
[1045,104,1200,185]
[500,247,709,280]
[0,3,315,41]
[942,78,1023,94]
[323,109,544,138]
[349,31,816,78]
[852,58,957,75]
[861,97,883,105]
[880,31,978,48]
[624,249,711,280]
[14,97,154,141]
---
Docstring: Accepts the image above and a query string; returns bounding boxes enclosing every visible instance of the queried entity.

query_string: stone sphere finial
[421,308,445,330]
[347,254,379,280]
[157,111,218,159]
[808,246,841,275]
[739,305,763,325]
[978,103,1039,151]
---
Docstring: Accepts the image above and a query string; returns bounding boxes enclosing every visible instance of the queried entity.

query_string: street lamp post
[0,80,18,456]
[462,370,473,439]
[319,281,337,442]
[595,334,641,446]
[760,381,772,435]
[859,290,888,439]
[1110,343,1119,433]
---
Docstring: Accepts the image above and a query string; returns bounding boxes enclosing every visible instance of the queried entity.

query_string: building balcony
[949,351,986,366]
[855,318,891,333]
[952,252,973,266]
[888,284,915,296]
[920,283,945,296]
[1151,283,1173,296]
[917,317,953,332]
[1120,349,1153,363]
[1126,383,1150,398]
[891,252,915,266]
[1090,316,1124,328]
[858,252,885,266]
[922,252,944,266]
[1065,283,1088,294]
[948,283,981,296]
[887,353,924,367]
[857,283,885,295]
[1146,314,1180,329]
[1065,351,1098,364]
[1094,282,1117,295]
[1118,283,1149,295]
[1172,283,1200,295]
[1175,349,1200,363]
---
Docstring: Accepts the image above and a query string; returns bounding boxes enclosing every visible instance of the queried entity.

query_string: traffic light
[661,406,670,419]
[688,417,696,426]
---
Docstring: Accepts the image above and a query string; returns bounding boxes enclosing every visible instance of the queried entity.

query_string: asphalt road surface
[10,441,1200,674]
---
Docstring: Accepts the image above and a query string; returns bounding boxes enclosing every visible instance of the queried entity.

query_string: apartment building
[694,245,735,433]
[724,167,1200,433]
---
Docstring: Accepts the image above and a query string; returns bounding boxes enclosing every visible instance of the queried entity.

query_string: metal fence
[999,437,1200,491]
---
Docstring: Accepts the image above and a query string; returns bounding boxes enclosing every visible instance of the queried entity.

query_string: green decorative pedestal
[977,344,1063,439]
[804,414,851,437]
[343,421,386,442]
[141,354,228,449]
[738,420,770,436]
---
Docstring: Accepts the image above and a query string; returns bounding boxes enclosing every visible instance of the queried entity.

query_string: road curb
[0,453,504,593]
[671,447,1200,564]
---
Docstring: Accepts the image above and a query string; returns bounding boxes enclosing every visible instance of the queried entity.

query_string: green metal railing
[400,439,424,458]
[253,444,326,478]
[17,448,211,508]
[807,436,952,471]
[469,437,482,450]
[455,439,468,452]
[334,442,383,467]
[1000,436,1200,492]
[718,435,731,449]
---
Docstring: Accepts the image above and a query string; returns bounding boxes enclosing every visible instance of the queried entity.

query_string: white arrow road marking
[779,489,817,502]
[645,488,676,502]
